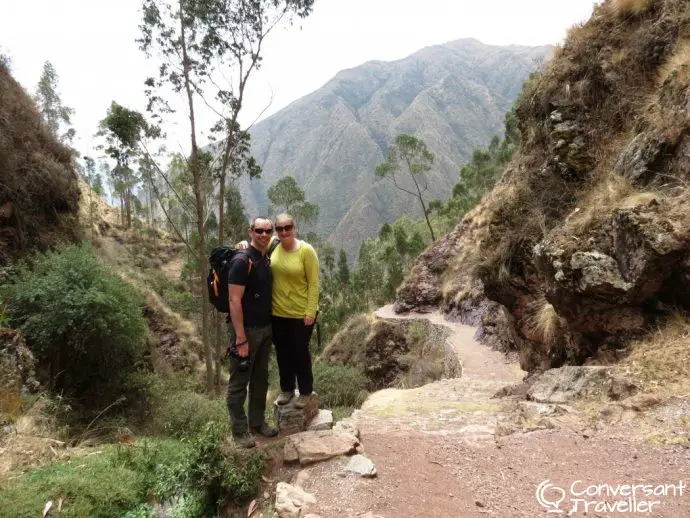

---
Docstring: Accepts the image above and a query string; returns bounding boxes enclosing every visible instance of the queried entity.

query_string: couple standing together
[226,213,319,448]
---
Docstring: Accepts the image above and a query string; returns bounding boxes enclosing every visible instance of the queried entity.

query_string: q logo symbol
[536,480,566,513]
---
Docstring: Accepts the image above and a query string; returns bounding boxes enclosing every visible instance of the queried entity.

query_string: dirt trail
[299,306,690,517]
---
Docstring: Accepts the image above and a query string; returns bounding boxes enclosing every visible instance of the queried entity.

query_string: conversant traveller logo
[535,479,686,515]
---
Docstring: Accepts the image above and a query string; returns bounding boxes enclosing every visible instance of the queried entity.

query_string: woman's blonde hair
[275,213,295,225]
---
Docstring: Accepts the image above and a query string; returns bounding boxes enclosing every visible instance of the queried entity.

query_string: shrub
[0,442,172,517]
[312,362,368,408]
[185,422,267,511]
[0,428,268,518]
[0,243,148,406]
[152,387,228,438]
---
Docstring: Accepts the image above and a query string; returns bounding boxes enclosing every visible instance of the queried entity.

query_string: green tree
[337,249,350,285]
[35,61,74,143]
[82,156,98,239]
[139,0,315,392]
[267,176,304,214]
[266,175,319,227]
[224,182,248,242]
[433,106,520,231]
[0,244,147,405]
[376,134,436,241]
[98,102,151,229]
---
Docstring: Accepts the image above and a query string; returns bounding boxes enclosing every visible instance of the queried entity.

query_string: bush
[0,439,188,517]
[312,362,368,408]
[0,243,148,406]
[152,387,228,438]
[184,422,267,513]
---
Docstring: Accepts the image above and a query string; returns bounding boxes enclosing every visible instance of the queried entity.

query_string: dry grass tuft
[611,0,654,16]
[524,297,561,346]
[564,174,635,234]
[622,312,690,396]
[658,39,690,85]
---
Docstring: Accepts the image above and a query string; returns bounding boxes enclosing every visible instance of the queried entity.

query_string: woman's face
[275,218,296,242]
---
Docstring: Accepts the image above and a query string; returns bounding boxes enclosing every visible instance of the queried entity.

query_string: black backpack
[207,240,279,313]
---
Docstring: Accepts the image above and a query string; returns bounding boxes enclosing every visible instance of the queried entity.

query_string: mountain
[241,38,551,255]
[395,0,690,373]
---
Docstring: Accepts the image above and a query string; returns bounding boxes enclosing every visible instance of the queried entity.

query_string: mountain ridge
[241,38,551,255]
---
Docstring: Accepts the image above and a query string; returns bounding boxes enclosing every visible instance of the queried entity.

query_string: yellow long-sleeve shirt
[270,240,319,318]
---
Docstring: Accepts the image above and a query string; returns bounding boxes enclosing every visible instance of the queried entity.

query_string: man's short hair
[250,216,271,229]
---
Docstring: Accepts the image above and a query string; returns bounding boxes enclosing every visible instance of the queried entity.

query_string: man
[226,216,279,448]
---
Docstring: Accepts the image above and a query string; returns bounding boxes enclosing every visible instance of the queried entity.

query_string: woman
[239,214,320,408]
[270,213,320,408]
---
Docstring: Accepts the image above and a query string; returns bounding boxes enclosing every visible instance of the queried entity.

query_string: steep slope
[241,39,550,252]
[0,63,80,265]
[395,0,690,374]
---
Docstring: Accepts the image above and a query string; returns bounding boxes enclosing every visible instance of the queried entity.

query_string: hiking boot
[233,433,256,449]
[251,423,279,438]
[276,391,294,405]
[293,394,312,409]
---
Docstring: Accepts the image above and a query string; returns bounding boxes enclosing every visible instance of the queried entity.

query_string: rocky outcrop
[394,0,690,372]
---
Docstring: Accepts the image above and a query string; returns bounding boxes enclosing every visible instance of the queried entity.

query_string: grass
[658,39,690,85]
[611,0,654,16]
[622,312,690,397]
[0,425,268,518]
[395,321,446,388]
[312,362,368,408]
[524,297,561,346]
[0,439,188,518]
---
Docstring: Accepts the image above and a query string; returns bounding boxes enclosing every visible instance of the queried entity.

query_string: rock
[614,132,671,184]
[621,393,661,411]
[275,482,316,518]
[307,409,333,431]
[294,470,310,489]
[570,251,632,294]
[527,366,637,404]
[275,391,318,434]
[334,418,360,439]
[283,429,359,466]
[344,454,377,478]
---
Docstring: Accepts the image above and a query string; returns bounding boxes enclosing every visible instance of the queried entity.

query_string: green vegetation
[0,243,148,407]
[376,133,437,241]
[143,374,228,438]
[430,107,520,234]
[267,175,320,229]
[0,425,266,518]
[312,108,520,349]
[312,363,369,408]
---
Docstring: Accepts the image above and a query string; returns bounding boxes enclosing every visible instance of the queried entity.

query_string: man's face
[249,218,273,249]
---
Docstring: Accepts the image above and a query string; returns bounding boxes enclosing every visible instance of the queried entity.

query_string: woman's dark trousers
[271,316,314,395]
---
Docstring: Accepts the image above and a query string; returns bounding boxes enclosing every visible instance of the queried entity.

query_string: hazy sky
[1,0,600,159]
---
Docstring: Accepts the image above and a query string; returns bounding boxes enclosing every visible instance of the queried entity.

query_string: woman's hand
[304,316,314,326]
[237,240,249,250]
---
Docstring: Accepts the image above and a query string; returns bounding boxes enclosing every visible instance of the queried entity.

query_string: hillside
[0,63,80,265]
[240,39,550,254]
[395,0,690,380]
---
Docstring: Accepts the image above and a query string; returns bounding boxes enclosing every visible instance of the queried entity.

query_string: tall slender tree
[35,61,75,143]
[139,0,315,392]
[98,102,151,229]
[375,134,436,241]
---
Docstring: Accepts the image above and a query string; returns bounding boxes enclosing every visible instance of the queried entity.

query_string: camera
[228,347,251,372]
